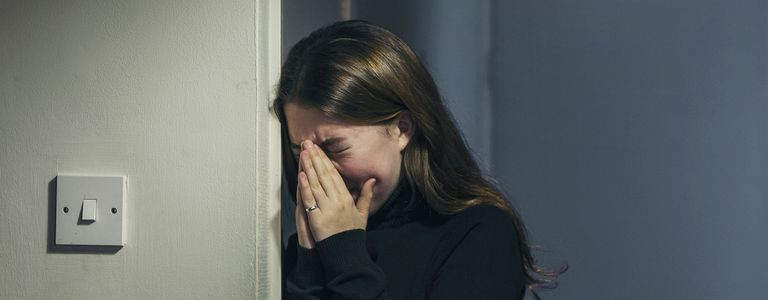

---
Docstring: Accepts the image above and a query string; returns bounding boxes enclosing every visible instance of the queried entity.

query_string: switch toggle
[82,198,97,222]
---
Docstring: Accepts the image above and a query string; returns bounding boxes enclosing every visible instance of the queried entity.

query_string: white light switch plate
[56,175,126,246]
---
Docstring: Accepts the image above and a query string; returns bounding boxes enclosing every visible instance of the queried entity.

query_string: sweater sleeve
[427,208,526,300]
[284,244,328,299]
[314,229,392,300]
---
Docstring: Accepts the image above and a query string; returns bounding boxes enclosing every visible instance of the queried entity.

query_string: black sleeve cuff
[314,229,374,278]
[294,246,324,280]
[285,246,326,296]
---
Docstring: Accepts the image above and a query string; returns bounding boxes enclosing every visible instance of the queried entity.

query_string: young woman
[275,20,562,299]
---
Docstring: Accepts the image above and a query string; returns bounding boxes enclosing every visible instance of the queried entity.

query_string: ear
[395,111,414,151]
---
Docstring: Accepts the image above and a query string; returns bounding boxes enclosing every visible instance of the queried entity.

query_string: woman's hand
[295,172,316,249]
[297,140,377,242]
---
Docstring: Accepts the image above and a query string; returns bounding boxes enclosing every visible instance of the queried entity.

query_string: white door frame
[254,0,282,298]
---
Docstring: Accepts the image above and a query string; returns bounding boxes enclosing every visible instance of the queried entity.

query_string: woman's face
[284,103,412,214]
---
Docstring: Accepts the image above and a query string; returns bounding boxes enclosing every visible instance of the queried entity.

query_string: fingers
[300,151,330,207]
[296,146,314,210]
[295,195,316,249]
[356,178,377,216]
[295,175,311,221]
[309,142,348,194]
[295,154,316,248]
[298,171,322,212]
[295,177,314,248]
[296,140,372,240]
[304,142,345,198]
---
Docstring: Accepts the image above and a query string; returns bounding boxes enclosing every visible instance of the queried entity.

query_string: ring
[304,205,319,212]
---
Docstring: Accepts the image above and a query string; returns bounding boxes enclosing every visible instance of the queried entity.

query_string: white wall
[0,0,282,299]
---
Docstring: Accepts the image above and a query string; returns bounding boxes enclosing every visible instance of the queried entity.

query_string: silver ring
[304,205,319,212]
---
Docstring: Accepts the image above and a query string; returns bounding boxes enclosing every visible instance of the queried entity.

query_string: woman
[275,20,562,299]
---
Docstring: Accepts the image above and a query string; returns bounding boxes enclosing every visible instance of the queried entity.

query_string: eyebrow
[290,137,346,151]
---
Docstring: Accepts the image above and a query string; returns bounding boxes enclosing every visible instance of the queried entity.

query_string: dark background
[282,1,767,299]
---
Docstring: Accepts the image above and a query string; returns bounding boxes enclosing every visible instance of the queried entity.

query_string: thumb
[356,178,377,216]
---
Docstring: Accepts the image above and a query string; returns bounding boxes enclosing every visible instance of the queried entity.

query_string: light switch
[82,199,97,221]
[56,175,126,246]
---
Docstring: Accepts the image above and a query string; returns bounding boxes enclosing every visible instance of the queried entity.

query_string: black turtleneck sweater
[282,181,525,299]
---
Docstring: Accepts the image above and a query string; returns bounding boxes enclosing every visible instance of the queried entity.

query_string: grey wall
[282,0,346,61]
[356,0,494,171]
[492,0,767,299]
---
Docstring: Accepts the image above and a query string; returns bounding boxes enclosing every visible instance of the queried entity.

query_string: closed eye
[325,146,350,156]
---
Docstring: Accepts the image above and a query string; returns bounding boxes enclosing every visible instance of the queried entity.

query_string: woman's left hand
[297,140,377,242]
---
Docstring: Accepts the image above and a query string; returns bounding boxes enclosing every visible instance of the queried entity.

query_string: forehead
[283,103,352,144]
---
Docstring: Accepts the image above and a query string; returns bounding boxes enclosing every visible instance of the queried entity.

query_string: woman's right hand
[296,159,316,249]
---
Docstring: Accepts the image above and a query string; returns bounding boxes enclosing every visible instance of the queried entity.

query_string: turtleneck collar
[366,179,432,230]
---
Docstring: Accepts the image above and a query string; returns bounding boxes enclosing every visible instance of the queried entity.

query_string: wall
[0,0,281,299]
[491,0,767,299]
[281,0,346,62]
[356,0,494,170]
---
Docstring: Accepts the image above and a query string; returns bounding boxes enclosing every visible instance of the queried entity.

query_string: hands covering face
[294,140,377,249]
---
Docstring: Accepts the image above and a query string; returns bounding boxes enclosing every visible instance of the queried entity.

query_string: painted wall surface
[0,0,281,299]
[492,0,767,299]
[356,0,494,171]
[281,0,345,62]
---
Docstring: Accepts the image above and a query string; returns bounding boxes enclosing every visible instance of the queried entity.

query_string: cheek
[334,159,385,187]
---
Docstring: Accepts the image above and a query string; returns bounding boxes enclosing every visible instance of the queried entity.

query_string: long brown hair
[273,20,564,298]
